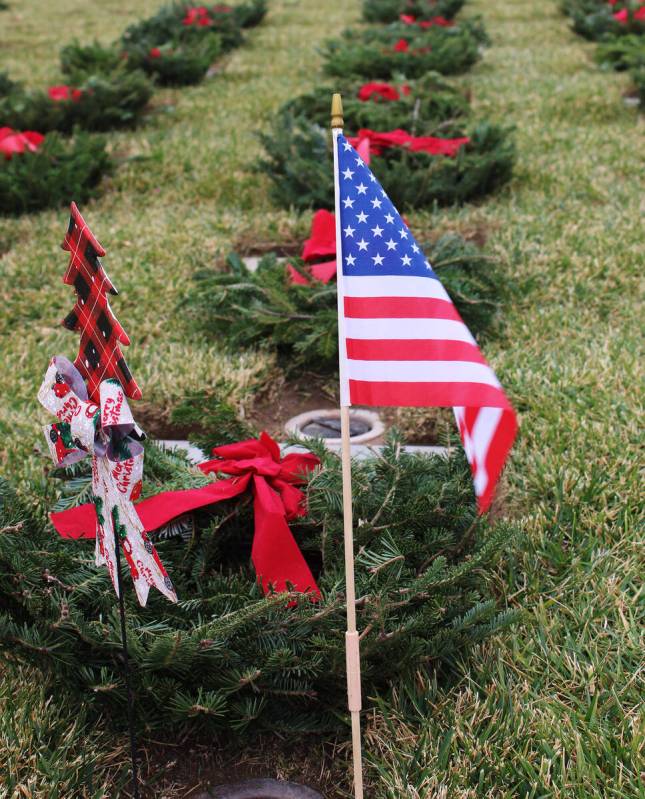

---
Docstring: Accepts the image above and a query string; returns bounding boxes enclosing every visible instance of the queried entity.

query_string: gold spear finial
[331,93,344,129]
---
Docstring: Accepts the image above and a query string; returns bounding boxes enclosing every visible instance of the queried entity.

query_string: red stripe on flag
[477,409,517,513]
[344,296,461,320]
[346,338,486,363]
[349,380,511,408]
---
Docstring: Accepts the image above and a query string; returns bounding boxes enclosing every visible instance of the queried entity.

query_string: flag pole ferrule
[331,92,344,130]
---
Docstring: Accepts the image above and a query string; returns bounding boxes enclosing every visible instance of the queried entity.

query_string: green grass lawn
[1,0,643,796]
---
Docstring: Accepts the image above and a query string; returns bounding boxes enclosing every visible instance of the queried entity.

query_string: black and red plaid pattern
[61,202,142,404]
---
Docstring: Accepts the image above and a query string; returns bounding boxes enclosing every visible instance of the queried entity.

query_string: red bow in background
[50,433,321,598]
[347,128,470,163]
[48,85,83,102]
[357,82,410,102]
[183,6,213,25]
[613,5,645,22]
[287,209,337,286]
[0,127,44,159]
[400,13,453,27]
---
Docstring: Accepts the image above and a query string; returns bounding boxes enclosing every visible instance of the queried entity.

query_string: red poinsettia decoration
[358,82,410,102]
[48,85,83,102]
[183,5,213,25]
[0,127,44,159]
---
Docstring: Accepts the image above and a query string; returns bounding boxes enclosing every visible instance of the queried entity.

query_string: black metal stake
[113,527,140,799]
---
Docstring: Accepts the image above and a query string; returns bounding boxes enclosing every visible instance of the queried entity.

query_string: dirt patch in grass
[233,232,303,258]
[136,374,449,447]
[139,734,348,799]
[136,401,199,440]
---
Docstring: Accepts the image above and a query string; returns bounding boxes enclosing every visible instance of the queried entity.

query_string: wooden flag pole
[331,92,364,799]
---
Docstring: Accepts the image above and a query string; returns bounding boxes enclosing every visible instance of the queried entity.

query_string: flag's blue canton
[337,134,438,280]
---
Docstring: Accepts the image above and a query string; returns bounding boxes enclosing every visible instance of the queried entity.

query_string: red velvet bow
[198,433,320,597]
[183,6,213,25]
[50,433,321,598]
[358,82,401,102]
[286,209,337,286]
[48,85,83,102]
[0,127,44,160]
[614,5,645,21]
[400,13,453,27]
[347,128,470,165]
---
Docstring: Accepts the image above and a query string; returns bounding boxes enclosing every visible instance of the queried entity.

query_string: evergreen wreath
[60,36,223,88]
[59,1,266,87]
[322,22,484,80]
[258,110,515,212]
[0,434,520,733]
[0,133,112,216]
[561,0,645,40]
[0,71,153,133]
[281,75,471,135]
[183,234,503,371]
[595,33,645,70]
[59,40,121,80]
[121,0,266,53]
[363,0,466,23]
[126,34,224,86]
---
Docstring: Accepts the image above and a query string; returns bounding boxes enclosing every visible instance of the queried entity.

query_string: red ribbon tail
[50,503,97,539]
[50,475,252,539]
[252,475,320,600]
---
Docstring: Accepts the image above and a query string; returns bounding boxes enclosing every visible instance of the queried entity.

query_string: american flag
[334,133,517,512]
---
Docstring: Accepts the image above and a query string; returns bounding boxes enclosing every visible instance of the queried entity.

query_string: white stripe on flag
[344,275,451,301]
[346,360,502,386]
[344,317,476,343]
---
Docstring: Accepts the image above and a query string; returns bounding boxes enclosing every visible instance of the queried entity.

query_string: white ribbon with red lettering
[38,355,177,606]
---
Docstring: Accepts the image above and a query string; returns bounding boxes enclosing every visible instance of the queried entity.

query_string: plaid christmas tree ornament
[61,202,142,404]
[38,203,175,607]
